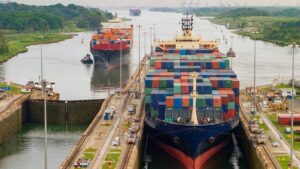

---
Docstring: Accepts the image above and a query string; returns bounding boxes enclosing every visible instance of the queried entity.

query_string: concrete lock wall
[0,103,23,145]
[25,99,104,125]
[236,124,265,169]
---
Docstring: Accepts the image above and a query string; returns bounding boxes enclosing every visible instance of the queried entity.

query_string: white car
[112,137,120,146]
[271,141,280,147]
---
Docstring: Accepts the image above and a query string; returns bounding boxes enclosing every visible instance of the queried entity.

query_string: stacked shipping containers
[144,52,239,123]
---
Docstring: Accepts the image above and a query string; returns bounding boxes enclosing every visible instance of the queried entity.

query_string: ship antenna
[181,13,193,37]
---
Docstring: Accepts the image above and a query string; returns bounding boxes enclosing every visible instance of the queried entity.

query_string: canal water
[0,9,299,169]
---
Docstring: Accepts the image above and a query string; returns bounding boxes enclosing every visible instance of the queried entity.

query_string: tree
[0,32,8,54]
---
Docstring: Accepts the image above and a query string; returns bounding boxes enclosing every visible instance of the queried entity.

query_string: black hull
[90,49,130,67]
[145,116,239,168]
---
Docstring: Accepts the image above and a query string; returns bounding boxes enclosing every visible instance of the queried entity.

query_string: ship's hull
[129,9,141,16]
[145,117,238,169]
[90,49,130,67]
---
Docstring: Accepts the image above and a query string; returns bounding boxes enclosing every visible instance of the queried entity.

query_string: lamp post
[150,27,153,53]
[35,79,55,169]
[290,42,298,168]
[39,35,48,169]
[119,37,123,96]
[226,35,236,69]
[252,31,259,115]
[153,24,156,41]
[144,32,146,57]
[137,25,142,96]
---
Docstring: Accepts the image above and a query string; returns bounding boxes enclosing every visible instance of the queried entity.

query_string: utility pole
[137,25,142,97]
[119,37,123,96]
[253,31,258,115]
[40,35,48,169]
[150,27,153,53]
[153,24,156,41]
[290,42,298,168]
[144,32,146,57]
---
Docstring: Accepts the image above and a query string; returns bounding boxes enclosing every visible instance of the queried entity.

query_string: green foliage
[218,8,270,18]
[0,2,113,32]
[276,155,298,169]
[0,33,72,62]
[0,32,8,54]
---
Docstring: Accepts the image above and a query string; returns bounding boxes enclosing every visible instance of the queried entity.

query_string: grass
[0,32,73,63]
[250,115,269,131]
[276,155,298,169]
[267,113,300,150]
[80,147,97,161]
[211,16,300,46]
[0,83,20,94]
[102,149,121,169]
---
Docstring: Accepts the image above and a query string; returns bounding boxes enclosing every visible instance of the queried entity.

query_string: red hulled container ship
[90,19,133,67]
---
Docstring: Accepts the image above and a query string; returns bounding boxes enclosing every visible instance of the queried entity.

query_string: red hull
[155,139,229,169]
[91,42,131,51]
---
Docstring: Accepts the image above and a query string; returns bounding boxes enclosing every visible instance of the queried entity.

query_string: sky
[6,0,300,7]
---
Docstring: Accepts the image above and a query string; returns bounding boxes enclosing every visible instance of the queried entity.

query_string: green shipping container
[196,96,206,107]
[145,95,151,103]
[173,83,181,94]
[150,59,156,67]
[151,109,158,118]
[145,88,152,95]
[164,118,172,123]
[160,79,167,88]
[224,59,230,68]
[228,102,235,109]
[224,80,232,88]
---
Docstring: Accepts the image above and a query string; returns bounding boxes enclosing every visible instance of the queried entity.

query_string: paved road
[259,106,300,168]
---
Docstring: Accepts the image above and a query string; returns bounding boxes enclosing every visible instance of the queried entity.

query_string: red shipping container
[212,60,219,69]
[213,96,222,107]
[166,96,174,107]
[174,79,181,83]
[209,77,218,88]
[182,96,190,107]
[152,77,159,88]
[219,89,234,102]
[187,61,193,66]
[235,96,240,104]
[221,95,228,105]
[181,83,189,94]
[155,60,162,69]
[223,113,228,121]
[232,78,240,88]
[228,110,235,118]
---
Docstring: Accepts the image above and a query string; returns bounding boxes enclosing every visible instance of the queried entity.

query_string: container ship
[144,14,239,169]
[129,8,141,16]
[90,19,133,67]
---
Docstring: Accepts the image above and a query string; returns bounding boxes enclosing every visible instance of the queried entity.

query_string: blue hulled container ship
[144,14,239,169]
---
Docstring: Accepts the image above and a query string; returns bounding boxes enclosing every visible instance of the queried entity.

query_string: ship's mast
[181,13,193,37]
[190,72,199,125]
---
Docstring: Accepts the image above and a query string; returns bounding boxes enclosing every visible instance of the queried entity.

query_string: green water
[0,124,87,169]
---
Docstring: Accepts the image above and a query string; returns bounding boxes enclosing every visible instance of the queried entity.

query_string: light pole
[137,25,142,96]
[144,32,146,57]
[35,79,55,169]
[253,31,259,115]
[226,35,236,69]
[119,37,123,96]
[290,42,298,168]
[40,35,48,169]
[150,27,153,53]
[153,24,156,41]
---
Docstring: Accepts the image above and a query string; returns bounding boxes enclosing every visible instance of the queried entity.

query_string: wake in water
[230,133,243,169]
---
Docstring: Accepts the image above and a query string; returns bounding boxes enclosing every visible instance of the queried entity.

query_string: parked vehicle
[112,137,120,146]
[127,134,136,144]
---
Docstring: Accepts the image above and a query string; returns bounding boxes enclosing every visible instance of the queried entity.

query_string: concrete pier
[60,56,148,169]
